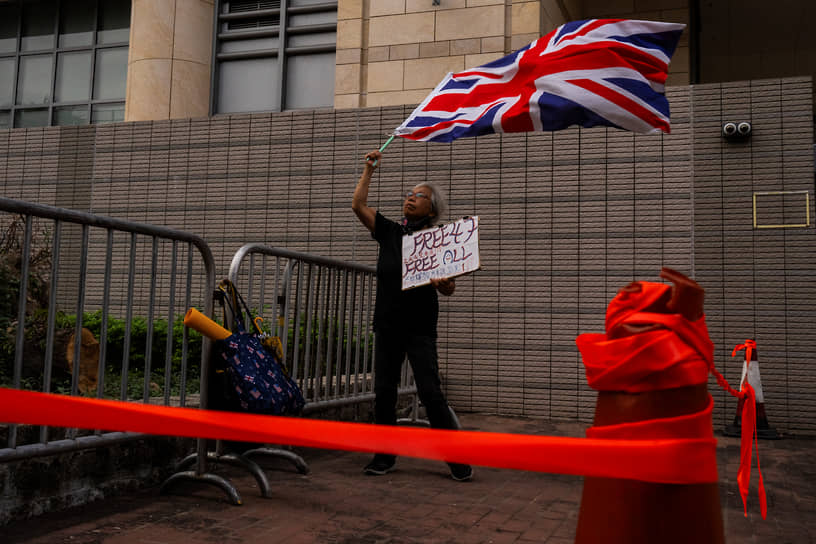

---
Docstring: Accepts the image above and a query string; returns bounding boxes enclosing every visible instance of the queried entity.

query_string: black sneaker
[449,463,473,482]
[364,455,396,475]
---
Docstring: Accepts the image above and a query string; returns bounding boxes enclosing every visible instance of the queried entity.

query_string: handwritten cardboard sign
[402,216,480,290]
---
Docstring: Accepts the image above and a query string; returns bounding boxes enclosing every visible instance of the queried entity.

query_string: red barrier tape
[732,340,767,519]
[0,387,717,484]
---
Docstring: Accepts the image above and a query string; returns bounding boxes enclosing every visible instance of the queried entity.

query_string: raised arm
[352,150,380,233]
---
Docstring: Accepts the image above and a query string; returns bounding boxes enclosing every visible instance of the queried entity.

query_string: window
[213,0,337,114]
[0,0,130,129]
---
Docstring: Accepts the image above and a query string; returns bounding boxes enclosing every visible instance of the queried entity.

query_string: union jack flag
[393,19,685,142]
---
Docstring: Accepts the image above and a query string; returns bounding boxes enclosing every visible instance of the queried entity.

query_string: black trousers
[373,329,458,440]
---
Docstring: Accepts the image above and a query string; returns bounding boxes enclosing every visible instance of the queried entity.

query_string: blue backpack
[216,328,305,415]
[214,281,305,416]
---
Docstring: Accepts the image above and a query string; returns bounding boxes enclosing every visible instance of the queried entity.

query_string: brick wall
[1,77,813,434]
[691,77,815,434]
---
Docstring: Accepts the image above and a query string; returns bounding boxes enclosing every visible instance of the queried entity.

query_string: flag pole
[371,134,395,167]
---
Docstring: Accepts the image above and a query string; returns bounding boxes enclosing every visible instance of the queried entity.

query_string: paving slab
[3,414,814,543]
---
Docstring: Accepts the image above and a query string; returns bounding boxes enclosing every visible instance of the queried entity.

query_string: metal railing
[0,197,251,501]
[0,200,426,505]
[226,244,420,411]
[162,244,424,502]
[217,245,420,473]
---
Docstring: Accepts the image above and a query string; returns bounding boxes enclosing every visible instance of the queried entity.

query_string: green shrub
[0,309,203,399]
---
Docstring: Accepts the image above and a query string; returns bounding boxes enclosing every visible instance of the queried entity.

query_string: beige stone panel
[130,0,175,61]
[665,71,689,86]
[511,2,540,36]
[333,63,360,94]
[465,0,503,6]
[170,60,210,119]
[368,46,390,62]
[390,43,420,60]
[420,41,450,58]
[370,0,406,17]
[365,89,429,107]
[172,0,213,65]
[404,56,464,90]
[338,0,363,20]
[670,45,690,75]
[481,36,504,53]
[510,33,538,51]
[540,6,561,35]
[557,0,582,20]
[465,52,501,69]
[338,19,363,49]
[436,6,504,41]
[369,13,435,46]
[125,59,171,121]
[336,48,362,65]
[367,60,405,92]
[406,0,465,12]
[335,63,361,94]
[334,93,362,109]
[451,38,480,56]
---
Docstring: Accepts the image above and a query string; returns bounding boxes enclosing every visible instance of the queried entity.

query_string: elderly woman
[352,149,472,482]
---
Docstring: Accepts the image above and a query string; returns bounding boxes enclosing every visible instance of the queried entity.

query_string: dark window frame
[0,0,130,129]
[211,0,338,115]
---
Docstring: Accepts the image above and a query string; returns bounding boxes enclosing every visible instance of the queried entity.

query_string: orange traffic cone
[723,340,780,440]
[575,268,725,544]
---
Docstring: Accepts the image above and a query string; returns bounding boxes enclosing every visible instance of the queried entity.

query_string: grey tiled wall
[1,77,813,434]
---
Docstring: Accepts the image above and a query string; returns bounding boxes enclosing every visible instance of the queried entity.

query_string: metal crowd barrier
[163,244,425,503]
[222,245,420,475]
[0,199,425,505]
[0,197,246,502]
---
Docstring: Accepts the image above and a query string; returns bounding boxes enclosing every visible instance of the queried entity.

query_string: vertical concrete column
[540,0,582,34]
[509,0,542,51]
[125,0,214,121]
[335,0,364,109]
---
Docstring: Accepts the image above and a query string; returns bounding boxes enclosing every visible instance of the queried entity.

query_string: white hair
[413,182,447,225]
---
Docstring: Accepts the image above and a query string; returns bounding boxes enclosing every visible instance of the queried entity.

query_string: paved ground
[4,414,815,543]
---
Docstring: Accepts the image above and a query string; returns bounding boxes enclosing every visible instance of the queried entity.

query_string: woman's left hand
[430,277,455,296]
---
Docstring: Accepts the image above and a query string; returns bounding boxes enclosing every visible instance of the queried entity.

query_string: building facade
[2,0,815,125]
[0,0,815,435]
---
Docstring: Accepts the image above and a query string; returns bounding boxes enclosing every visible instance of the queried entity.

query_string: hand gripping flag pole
[369,134,395,167]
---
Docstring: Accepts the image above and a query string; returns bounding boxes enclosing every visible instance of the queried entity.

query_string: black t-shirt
[372,212,438,337]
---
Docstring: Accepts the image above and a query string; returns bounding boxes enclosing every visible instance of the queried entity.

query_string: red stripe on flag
[528,42,669,83]
[567,78,670,133]
[552,19,621,45]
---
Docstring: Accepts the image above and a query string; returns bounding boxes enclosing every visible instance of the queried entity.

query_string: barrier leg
[160,471,243,506]
[243,446,310,475]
